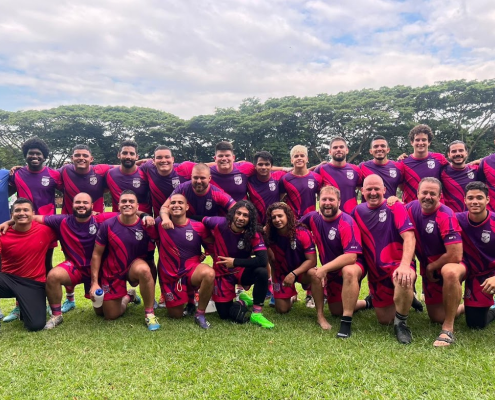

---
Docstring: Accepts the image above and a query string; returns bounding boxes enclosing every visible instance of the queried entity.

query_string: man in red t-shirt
[0,198,57,331]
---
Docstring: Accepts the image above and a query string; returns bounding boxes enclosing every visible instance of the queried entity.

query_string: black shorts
[0,272,46,331]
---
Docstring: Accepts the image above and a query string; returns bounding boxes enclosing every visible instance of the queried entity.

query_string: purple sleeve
[95,221,109,246]
[42,214,67,230]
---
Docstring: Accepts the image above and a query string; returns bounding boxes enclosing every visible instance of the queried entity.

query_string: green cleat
[250,313,274,329]
[3,306,20,323]
[238,292,253,307]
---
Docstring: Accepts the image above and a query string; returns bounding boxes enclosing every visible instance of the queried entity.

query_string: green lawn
[0,251,494,399]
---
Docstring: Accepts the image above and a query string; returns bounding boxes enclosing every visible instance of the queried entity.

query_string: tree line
[1,79,494,169]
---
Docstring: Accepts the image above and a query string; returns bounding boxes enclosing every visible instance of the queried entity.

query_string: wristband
[291,271,298,279]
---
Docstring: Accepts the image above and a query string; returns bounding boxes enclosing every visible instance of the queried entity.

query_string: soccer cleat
[183,303,197,317]
[44,315,63,330]
[194,314,211,329]
[61,299,76,313]
[394,321,412,344]
[127,289,141,305]
[305,295,315,309]
[145,314,161,331]
[411,296,424,313]
[364,294,374,310]
[158,293,167,308]
[3,306,20,323]
[238,292,253,307]
[250,313,274,329]
[269,295,275,307]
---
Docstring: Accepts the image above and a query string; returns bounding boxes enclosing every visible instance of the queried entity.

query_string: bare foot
[317,316,332,330]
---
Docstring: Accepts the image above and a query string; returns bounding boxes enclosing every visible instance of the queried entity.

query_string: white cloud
[0,0,494,118]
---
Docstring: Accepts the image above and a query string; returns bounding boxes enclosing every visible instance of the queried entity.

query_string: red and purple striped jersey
[106,167,152,214]
[359,160,404,199]
[280,171,322,219]
[441,165,479,212]
[171,182,234,216]
[209,162,256,202]
[247,171,286,225]
[477,154,495,211]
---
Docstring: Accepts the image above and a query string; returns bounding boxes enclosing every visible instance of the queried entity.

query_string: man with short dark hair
[0,198,57,331]
[440,140,478,212]
[89,190,160,330]
[406,177,465,347]
[457,181,495,329]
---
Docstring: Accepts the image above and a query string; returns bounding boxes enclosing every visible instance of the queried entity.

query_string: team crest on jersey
[389,168,397,178]
[346,171,354,180]
[41,176,50,186]
[102,285,110,294]
[328,229,336,240]
[273,283,281,293]
[425,222,435,234]
[132,178,141,188]
[89,176,98,185]
[481,231,491,244]
[237,239,245,249]
[427,160,435,169]
[165,293,174,301]
[205,199,212,210]
[186,230,194,241]
[290,240,297,250]
[467,171,475,179]
[464,288,471,300]
[379,209,387,223]
[172,177,180,188]
[308,179,315,189]
[135,230,144,241]
[234,174,243,185]
[89,224,97,235]
[269,181,276,191]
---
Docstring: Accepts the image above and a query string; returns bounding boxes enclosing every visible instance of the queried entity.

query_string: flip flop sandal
[433,329,455,347]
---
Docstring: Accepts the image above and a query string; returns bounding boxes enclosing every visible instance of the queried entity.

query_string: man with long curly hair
[203,200,273,328]
[265,202,330,328]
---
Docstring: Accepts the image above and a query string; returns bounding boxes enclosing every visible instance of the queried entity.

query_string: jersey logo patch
[237,239,245,249]
[290,240,297,250]
[273,282,281,292]
[308,179,315,189]
[379,209,387,222]
[165,293,174,301]
[41,176,50,186]
[467,171,475,179]
[205,199,212,210]
[102,285,110,294]
[389,168,397,178]
[133,178,141,188]
[269,181,276,191]
[89,224,97,235]
[427,160,435,169]
[89,176,98,185]
[425,222,435,234]
[234,174,243,185]
[172,177,180,188]
[482,231,491,243]
[186,230,194,241]
[328,229,336,240]
[346,171,354,180]
[464,287,471,299]
[135,230,144,240]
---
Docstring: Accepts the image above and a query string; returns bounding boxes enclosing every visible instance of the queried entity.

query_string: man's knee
[441,264,464,283]
[24,318,46,332]
[342,265,361,282]
[255,267,268,281]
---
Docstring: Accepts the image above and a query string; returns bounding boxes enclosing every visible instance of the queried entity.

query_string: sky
[1,0,494,119]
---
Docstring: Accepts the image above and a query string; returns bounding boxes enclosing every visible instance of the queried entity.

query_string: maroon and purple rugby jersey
[9,166,62,215]
[352,201,415,282]
[400,152,448,204]
[247,170,286,225]
[140,160,194,216]
[478,154,495,211]
[315,163,362,213]
[171,181,234,217]
[59,164,112,214]
[440,165,479,212]
[209,162,256,202]
[359,160,404,199]
[280,171,322,219]
[106,167,152,214]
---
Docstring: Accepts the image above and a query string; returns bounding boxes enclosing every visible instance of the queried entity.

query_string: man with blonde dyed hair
[280,145,322,219]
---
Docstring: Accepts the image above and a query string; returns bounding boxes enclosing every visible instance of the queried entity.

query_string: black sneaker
[183,303,197,317]
[394,321,412,344]
[411,296,424,313]
[364,294,374,310]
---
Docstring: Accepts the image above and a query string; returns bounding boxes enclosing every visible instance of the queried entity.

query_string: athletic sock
[66,292,75,302]
[337,316,352,338]
[195,309,205,317]
[394,311,408,326]
[50,304,62,316]
[124,294,132,303]
[253,305,262,314]
[144,307,154,315]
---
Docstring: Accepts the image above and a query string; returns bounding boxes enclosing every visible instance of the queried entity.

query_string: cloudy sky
[1,0,494,118]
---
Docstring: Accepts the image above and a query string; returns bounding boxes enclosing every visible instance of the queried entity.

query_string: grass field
[1,248,495,399]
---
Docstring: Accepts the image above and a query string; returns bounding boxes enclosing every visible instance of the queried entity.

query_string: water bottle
[93,288,104,308]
